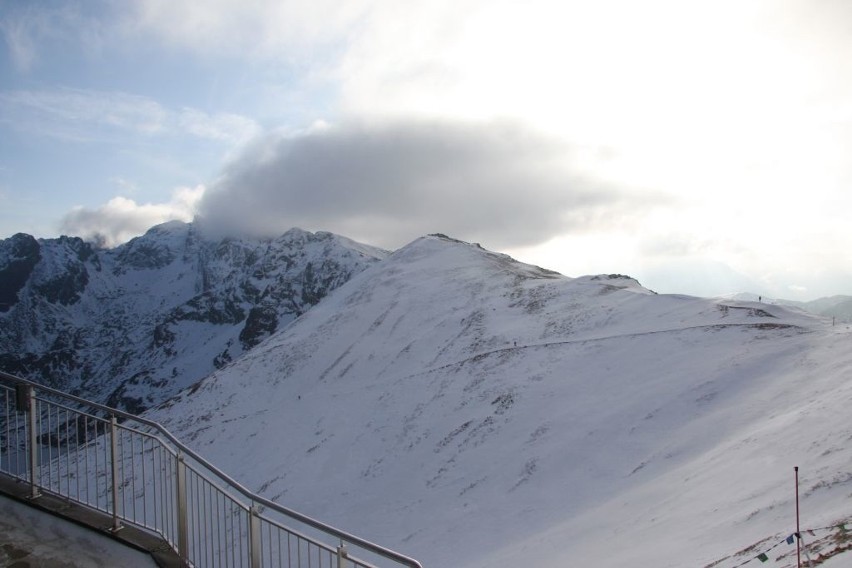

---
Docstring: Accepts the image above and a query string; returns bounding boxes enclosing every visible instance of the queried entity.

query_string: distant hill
[726,292,852,323]
[784,295,852,323]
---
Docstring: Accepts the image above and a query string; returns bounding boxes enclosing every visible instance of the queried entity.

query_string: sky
[1,0,851,301]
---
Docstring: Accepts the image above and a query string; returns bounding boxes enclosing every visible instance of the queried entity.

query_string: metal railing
[0,371,422,568]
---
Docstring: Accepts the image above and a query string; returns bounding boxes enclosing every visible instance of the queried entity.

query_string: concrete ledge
[0,473,184,568]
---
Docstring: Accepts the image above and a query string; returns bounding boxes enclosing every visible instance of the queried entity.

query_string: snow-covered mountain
[145,234,852,567]
[0,222,387,411]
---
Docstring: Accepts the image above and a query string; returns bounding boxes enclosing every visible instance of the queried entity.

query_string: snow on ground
[146,235,852,567]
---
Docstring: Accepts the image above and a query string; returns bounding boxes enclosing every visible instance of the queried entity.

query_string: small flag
[757,552,769,562]
[786,535,795,545]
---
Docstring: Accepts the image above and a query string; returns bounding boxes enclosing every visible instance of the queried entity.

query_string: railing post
[26,385,40,499]
[249,503,261,568]
[176,451,189,564]
[337,542,349,568]
[109,415,123,532]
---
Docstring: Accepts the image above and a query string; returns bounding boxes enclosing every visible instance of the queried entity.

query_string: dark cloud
[197,119,656,249]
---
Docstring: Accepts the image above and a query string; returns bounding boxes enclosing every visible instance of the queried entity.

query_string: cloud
[177,108,262,144]
[0,88,259,143]
[0,8,39,71]
[197,119,659,249]
[1,88,167,135]
[59,185,204,247]
[108,177,138,194]
[0,2,110,71]
[633,258,765,299]
[123,0,370,58]
[0,89,167,140]
[1,0,366,70]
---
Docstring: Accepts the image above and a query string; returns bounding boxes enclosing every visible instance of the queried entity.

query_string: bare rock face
[0,233,42,312]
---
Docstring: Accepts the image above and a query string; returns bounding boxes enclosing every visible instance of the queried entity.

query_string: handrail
[0,370,423,568]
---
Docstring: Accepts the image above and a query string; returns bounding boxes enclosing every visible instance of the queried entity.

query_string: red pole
[795,466,801,568]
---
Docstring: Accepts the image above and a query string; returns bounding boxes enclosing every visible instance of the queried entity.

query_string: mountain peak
[389,233,564,282]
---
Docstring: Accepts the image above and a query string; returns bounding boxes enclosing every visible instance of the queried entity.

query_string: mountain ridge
[144,233,850,567]
[0,222,387,411]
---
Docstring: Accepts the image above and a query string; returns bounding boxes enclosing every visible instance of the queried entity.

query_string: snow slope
[140,234,851,567]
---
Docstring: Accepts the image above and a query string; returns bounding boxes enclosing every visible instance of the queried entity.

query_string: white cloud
[0,88,260,143]
[59,185,204,247]
[123,0,371,58]
[108,177,138,194]
[0,9,39,71]
[0,2,109,71]
[0,89,167,139]
[177,108,261,144]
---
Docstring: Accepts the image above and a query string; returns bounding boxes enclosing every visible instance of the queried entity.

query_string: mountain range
[0,222,386,412]
[1,224,851,567]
